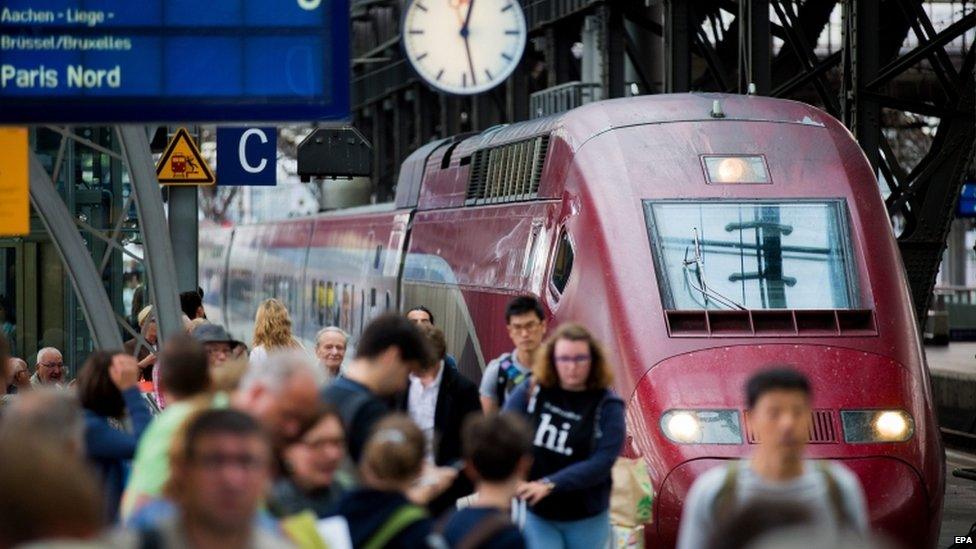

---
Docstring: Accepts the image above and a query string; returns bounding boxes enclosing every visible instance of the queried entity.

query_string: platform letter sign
[216,127,277,186]
[0,128,29,236]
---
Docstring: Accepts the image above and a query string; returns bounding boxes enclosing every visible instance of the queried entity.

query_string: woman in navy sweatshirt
[77,351,152,522]
[504,323,625,549]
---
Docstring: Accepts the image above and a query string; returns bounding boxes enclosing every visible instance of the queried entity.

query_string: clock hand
[462,0,475,31]
[464,36,477,86]
[461,0,477,85]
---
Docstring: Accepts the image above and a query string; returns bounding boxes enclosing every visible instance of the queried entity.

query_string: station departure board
[0,0,350,122]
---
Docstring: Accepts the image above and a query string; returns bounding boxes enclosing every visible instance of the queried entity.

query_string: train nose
[628,344,941,548]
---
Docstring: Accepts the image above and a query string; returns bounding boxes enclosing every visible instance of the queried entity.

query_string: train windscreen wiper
[682,227,747,311]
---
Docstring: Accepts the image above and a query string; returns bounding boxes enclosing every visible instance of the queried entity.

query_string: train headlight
[702,155,769,184]
[841,410,914,443]
[661,410,742,444]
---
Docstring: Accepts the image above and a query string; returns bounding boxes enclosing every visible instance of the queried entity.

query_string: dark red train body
[201,94,944,547]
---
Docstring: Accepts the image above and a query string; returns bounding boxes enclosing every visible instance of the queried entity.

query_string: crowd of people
[0,291,892,549]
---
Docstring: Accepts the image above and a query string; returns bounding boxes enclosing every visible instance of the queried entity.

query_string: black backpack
[494,354,530,406]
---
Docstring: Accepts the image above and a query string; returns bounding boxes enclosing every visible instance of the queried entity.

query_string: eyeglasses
[554,354,591,364]
[205,345,232,356]
[38,362,63,369]
[508,321,542,334]
[190,453,269,472]
[305,437,345,451]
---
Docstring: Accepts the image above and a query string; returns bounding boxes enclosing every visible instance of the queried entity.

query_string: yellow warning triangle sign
[156,128,215,185]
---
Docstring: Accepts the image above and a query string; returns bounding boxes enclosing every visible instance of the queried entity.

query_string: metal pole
[168,186,199,293]
[116,125,183,342]
[28,153,124,351]
[665,0,692,92]
[741,0,771,94]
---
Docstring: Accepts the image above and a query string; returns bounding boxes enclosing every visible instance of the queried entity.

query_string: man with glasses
[191,323,242,371]
[32,347,65,387]
[480,296,547,413]
[120,409,286,548]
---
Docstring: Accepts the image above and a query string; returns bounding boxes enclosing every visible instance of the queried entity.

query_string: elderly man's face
[36,351,64,383]
[145,321,158,345]
[239,372,319,452]
[315,332,347,373]
[204,342,233,369]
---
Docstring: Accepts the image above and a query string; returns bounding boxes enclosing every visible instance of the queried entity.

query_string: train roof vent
[466,135,550,205]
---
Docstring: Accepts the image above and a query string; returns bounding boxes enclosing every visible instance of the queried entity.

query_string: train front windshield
[644,200,858,310]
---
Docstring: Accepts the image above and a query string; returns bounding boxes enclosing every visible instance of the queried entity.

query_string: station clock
[402,0,527,95]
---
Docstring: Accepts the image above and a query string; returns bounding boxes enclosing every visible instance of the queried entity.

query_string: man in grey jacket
[677,368,869,549]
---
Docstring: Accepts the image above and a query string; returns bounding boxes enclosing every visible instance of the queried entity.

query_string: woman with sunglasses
[504,323,625,549]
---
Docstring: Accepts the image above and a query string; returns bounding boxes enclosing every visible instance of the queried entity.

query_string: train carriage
[202,93,943,548]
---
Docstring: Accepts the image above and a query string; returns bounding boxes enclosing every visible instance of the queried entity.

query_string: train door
[386,212,411,311]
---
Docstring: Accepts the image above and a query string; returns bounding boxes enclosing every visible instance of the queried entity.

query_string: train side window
[386,291,391,311]
[374,245,382,270]
[551,231,574,295]
[370,288,377,307]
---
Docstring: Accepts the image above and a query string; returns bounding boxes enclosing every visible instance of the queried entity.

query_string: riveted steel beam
[116,126,183,342]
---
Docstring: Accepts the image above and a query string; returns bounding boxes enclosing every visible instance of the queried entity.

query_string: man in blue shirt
[480,296,547,413]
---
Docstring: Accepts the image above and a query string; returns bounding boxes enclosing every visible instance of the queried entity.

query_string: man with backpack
[479,296,547,413]
[321,314,434,463]
[676,367,869,549]
[440,413,532,549]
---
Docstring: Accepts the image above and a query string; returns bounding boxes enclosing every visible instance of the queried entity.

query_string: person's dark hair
[505,295,545,323]
[407,305,434,325]
[130,285,145,324]
[77,350,125,419]
[354,314,433,367]
[746,367,811,409]
[708,498,813,549]
[180,290,203,318]
[0,434,104,545]
[306,403,344,434]
[181,409,268,461]
[463,413,532,482]
[160,335,211,399]
[419,324,447,364]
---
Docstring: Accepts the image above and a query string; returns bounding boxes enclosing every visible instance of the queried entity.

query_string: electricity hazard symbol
[156,128,215,185]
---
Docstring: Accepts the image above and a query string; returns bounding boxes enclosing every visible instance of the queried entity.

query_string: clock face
[403,0,527,95]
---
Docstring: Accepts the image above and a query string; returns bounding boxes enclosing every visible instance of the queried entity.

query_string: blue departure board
[0,0,349,122]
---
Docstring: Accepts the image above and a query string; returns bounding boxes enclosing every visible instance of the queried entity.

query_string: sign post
[0,128,29,236]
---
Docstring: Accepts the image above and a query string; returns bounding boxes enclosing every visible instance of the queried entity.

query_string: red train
[200,93,944,547]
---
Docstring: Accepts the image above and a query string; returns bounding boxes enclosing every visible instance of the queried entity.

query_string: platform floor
[942,450,976,547]
[926,342,976,378]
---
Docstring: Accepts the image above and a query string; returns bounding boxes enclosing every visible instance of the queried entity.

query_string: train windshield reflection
[644,200,858,310]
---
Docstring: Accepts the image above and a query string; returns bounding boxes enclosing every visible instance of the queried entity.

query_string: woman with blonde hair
[504,323,625,549]
[250,298,301,367]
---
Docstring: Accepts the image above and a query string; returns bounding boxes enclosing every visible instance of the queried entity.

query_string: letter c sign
[216,127,277,186]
